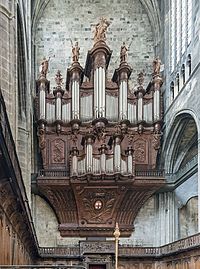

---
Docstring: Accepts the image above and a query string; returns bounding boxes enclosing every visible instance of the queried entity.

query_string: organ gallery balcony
[34,19,165,237]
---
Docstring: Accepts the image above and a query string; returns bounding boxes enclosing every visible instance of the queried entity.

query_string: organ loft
[35,18,164,237]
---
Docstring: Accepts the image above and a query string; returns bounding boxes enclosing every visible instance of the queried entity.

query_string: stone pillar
[155,192,178,246]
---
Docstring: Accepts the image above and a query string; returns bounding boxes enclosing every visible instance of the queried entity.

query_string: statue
[39,57,49,77]
[153,57,161,75]
[93,17,110,43]
[137,72,144,86]
[120,42,128,63]
[72,41,80,62]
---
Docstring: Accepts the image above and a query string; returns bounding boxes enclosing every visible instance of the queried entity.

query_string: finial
[113,222,120,240]
[93,17,110,44]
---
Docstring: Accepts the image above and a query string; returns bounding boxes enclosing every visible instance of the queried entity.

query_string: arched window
[176,73,180,93]
[181,64,185,85]
[170,81,174,102]
[187,54,192,76]
[187,0,193,44]
[170,0,193,72]
[17,6,27,118]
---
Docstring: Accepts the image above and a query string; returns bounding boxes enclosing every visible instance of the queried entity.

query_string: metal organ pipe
[153,87,160,122]
[39,80,46,120]
[114,136,121,173]
[71,147,78,176]
[127,147,133,175]
[152,74,162,122]
[99,144,107,173]
[72,75,80,120]
[137,92,143,122]
[56,93,62,121]
[119,80,128,120]
[86,136,93,173]
[93,51,106,118]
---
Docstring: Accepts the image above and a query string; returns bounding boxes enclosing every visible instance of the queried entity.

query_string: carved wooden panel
[51,138,65,164]
[134,138,148,164]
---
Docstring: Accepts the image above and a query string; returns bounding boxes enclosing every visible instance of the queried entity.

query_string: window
[17,6,27,118]
[170,0,193,72]
[187,54,192,76]
[181,64,185,84]
[170,82,175,102]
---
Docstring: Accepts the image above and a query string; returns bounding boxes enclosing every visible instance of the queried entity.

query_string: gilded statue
[93,17,110,43]
[153,57,161,75]
[39,57,49,76]
[72,41,80,62]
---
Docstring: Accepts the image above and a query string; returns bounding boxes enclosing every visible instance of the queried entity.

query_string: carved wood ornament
[35,19,164,237]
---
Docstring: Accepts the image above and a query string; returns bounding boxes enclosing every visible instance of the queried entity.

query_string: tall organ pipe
[39,77,47,120]
[153,76,162,122]
[72,73,80,120]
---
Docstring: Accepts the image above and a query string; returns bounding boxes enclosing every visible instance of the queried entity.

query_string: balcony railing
[38,169,165,179]
[38,233,200,258]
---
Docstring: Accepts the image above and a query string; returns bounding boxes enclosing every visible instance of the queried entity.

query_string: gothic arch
[162,110,198,174]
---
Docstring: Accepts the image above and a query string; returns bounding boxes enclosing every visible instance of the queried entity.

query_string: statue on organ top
[93,17,110,43]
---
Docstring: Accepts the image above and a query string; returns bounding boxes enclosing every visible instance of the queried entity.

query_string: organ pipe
[99,144,107,173]
[71,147,79,176]
[114,136,121,173]
[86,135,94,173]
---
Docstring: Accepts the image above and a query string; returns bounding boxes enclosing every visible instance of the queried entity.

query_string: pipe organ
[35,19,164,238]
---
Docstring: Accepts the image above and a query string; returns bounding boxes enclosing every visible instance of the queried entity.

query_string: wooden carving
[134,139,147,163]
[35,25,164,237]
[51,139,65,164]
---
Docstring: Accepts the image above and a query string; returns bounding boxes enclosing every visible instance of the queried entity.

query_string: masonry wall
[34,0,155,89]
[0,0,33,201]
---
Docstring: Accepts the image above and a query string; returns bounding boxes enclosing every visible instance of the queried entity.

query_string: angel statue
[93,17,110,44]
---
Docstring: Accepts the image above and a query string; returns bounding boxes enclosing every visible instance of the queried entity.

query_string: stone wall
[34,0,155,90]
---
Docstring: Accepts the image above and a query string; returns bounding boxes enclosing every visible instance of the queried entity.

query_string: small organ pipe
[39,90,46,120]
[114,136,121,173]
[99,144,107,173]
[56,94,62,121]
[127,146,133,175]
[137,93,143,122]
[86,136,94,173]
[71,147,78,176]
